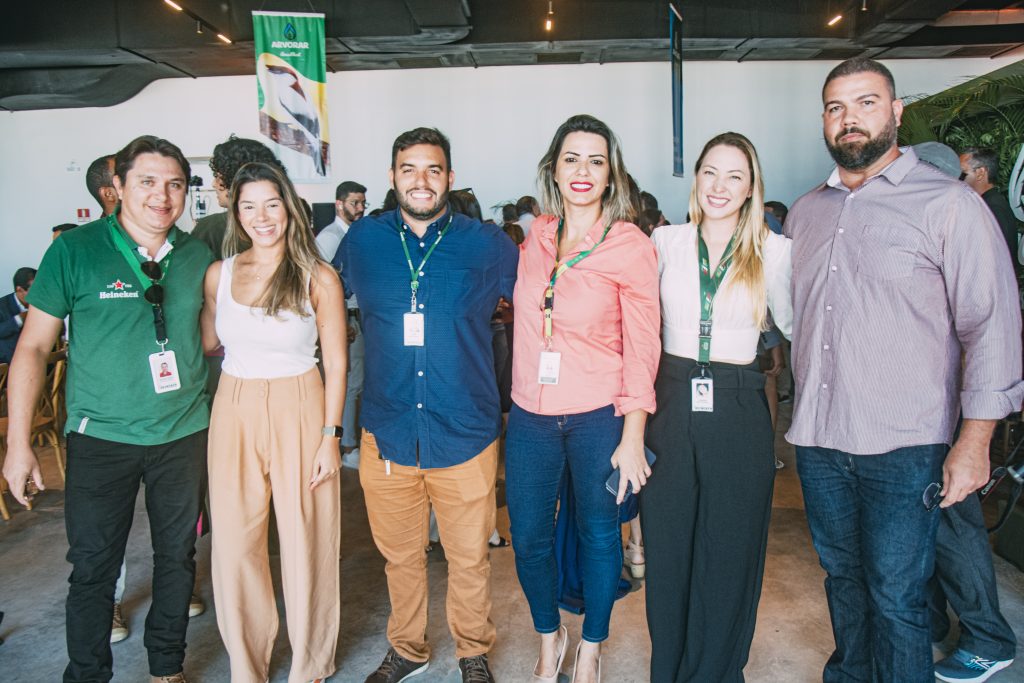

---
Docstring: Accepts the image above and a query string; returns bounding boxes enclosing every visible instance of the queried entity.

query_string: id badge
[538,350,561,385]
[149,350,181,394]
[691,376,713,412]
[403,312,424,346]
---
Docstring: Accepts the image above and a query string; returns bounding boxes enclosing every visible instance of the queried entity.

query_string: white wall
[0,56,1017,285]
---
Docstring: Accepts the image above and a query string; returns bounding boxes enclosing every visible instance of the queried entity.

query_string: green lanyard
[108,217,174,345]
[398,215,453,312]
[696,227,736,365]
[543,219,612,343]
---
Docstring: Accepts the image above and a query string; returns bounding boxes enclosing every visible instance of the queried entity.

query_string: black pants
[641,354,775,683]
[63,430,207,683]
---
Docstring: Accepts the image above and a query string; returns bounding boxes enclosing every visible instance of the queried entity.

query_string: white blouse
[652,223,793,365]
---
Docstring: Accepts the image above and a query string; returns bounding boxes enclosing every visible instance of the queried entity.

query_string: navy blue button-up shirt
[336,208,519,468]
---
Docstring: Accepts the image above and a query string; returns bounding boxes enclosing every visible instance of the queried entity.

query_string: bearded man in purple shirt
[785,57,1024,683]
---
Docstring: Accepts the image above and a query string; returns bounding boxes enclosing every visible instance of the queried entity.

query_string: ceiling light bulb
[216,33,232,44]
[827,14,843,26]
[164,0,183,10]
[545,16,553,31]
[861,0,867,10]
[545,1,554,32]
[196,20,203,34]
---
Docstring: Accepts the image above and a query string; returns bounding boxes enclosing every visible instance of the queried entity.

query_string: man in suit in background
[0,267,36,363]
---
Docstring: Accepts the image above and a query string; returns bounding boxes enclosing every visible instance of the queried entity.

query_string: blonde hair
[222,161,322,318]
[688,132,770,330]
[537,115,633,224]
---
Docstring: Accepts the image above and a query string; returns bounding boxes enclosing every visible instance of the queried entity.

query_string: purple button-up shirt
[785,148,1024,455]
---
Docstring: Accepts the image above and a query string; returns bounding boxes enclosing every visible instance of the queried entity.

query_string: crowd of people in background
[2,55,1023,683]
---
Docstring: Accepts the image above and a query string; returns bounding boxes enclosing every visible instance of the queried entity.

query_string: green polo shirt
[28,215,213,445]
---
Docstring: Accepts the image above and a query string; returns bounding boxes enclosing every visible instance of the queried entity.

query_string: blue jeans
[505,403,623,643]
[929,494,1016,660]
[796,444,946,683]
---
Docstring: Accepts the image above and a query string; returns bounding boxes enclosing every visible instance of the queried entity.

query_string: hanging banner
[670,4,684,177]
[252,11,330,182]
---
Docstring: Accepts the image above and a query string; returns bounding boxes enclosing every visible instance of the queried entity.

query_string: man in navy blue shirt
[337,127,518,683]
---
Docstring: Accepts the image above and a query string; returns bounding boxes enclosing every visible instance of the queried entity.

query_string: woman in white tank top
[199,161,347,683]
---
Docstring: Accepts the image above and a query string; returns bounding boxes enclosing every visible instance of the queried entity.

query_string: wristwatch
[322,425,343,438]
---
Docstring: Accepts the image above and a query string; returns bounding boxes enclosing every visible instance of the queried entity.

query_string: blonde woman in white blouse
[641,132,792,683]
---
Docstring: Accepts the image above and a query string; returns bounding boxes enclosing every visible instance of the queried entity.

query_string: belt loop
[231,375,242,405]
[298,372,307,402]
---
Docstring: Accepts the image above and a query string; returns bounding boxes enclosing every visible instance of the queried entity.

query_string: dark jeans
[63,430,207,683]
[505,403,623,642]
[928,494,1016,660]
[796,444,946,683]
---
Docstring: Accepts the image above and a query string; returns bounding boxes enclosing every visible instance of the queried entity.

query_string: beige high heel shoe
[533,625,568,682]
[570,641,602,683]
[624,539,645,579]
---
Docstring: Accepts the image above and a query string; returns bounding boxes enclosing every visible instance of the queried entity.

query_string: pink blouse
[511,215,661,416]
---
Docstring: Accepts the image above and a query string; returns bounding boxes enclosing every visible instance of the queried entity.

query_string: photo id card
[691,377,713,412]
[538,350,561,385]
[149,350,181,394]
[403,312,424,346]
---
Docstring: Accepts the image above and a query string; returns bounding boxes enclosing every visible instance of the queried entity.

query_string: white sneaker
[341,449,360,470]
[188,593,205,618]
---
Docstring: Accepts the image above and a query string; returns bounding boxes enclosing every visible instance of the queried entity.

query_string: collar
[13,293,27,313]
[825,146,916,192]
[108,212,177,262]
[540,214,611,258]
[395,207,453,239]
[330,215,351,233]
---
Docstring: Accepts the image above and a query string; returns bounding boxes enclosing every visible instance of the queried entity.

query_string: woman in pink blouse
[506,114,661,683]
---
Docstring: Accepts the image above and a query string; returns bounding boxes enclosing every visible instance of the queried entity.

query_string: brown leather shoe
[150,673,187,683]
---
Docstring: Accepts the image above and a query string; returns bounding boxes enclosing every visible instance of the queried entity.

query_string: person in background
[913,140,1020,683]
[643,132,792,682]
[86,154,118,218]
[0,267,36,364]
[507,114,660,683]
[317,180,368,469]
[960,146,1022,272]
[516,194,541,236]
[193,136,282,260]
[202,161,346,683]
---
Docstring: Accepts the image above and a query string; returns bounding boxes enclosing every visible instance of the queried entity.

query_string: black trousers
[63,429,207,683]
[641,354,775,683]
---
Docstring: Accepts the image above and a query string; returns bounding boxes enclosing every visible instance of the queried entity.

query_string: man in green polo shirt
[3,135,212,683]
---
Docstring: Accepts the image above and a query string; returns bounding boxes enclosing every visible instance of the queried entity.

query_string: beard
[342,207,364,224]
[396,187,449,222]
[825,116,898,171]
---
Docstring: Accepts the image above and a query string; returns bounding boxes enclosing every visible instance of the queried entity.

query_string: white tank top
[216,255,319,379]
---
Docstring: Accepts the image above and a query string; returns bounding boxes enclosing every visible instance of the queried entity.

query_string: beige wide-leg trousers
[209,368,340,683]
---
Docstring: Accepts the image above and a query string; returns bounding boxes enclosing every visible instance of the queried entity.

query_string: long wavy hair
[688,132,769,330]
[537,114,633,225]
[223,161,322,318]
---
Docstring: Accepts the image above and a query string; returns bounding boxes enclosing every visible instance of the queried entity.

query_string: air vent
[816,48,865,60]
[536,52,583,64]
[949,45,1009,58]
[396,56,445,69]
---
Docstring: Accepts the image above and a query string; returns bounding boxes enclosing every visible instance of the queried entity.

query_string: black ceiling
[1,0,1022,111]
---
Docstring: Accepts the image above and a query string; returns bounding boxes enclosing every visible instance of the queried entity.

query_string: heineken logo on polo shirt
[99,279,140,300]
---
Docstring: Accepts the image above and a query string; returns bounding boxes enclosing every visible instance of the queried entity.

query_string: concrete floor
[3,405,1024,682]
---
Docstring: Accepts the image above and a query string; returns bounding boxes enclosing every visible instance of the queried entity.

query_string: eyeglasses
[141,260,164,305]
[959,171,968,181]
[923,481,944,511]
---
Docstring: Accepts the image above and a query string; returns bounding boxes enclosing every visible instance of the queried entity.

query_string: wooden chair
[0,350,67,520]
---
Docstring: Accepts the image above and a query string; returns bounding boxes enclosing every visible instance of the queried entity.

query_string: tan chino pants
[359,430,498,662]
[209,369,341,683]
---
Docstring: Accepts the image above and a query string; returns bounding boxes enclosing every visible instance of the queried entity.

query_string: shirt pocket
[857,224,919,281]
